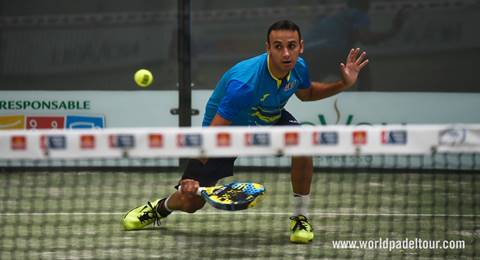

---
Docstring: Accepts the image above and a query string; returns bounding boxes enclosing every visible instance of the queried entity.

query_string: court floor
[1,170,478,259]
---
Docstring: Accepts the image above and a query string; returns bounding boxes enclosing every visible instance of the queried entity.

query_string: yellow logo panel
[0,115,25,129]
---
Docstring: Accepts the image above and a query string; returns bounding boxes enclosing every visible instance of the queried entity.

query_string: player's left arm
[295,48,369,101]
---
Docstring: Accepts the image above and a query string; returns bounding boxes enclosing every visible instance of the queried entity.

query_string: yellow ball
[134,69,153,87]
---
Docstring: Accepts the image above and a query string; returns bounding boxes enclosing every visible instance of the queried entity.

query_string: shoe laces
[290,215,312,232]
[139,201,162,226]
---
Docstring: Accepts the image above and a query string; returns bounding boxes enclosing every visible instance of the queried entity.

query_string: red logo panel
[149,134,163,148]
[26,116,64,129]
[11,136,27,150]
[284,132,299,146]
[80,135,95,149]
[216,132,231,147]
[352,131,367,145]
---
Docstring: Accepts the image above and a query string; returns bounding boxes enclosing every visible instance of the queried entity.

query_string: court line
[0,212,478,217]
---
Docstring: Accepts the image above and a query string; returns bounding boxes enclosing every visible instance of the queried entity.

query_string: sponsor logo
[177,133,202,147]
[284,80,298,91]
[0,114,104,130]
[149,134,163,148]
[284,132,299,146]
[439,128,466,146]
[353,131,367,145]
[109,134,135,148]
[245,133,270,146]
[216,132,231,147]
[0,115,25,129]
[27,116,65,129]
[313,131,338,145]
[10,136,27,150]
[66,115,104,129]
[381,130,407,145]
[80,135,95,149]
[260,93,270,102]
[41,135,67,149]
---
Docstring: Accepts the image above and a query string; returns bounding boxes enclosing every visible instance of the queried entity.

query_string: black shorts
[180,110,300,186]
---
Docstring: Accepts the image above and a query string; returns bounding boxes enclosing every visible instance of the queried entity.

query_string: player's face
[266,30,304,77]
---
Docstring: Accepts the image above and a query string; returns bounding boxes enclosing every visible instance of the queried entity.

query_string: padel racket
[182,182,265,211]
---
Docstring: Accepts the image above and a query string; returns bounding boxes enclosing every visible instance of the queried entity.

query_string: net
[1,125,479,259]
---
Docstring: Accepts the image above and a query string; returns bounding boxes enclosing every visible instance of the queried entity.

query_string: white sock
[163,195,173,212]
[293,193,310,218]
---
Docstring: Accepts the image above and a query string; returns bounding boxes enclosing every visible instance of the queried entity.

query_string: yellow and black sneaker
[122,198,169,230]
[289,215,314,243]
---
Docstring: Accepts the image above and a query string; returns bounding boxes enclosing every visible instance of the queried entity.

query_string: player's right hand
[179,179,200,194]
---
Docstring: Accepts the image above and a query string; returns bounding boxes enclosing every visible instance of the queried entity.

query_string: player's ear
[299,39,304,54]
[265,41,270,54]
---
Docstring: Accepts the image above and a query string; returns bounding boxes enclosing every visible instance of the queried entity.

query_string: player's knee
[293,156,313,164]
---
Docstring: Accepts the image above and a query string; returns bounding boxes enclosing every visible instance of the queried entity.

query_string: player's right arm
[194,80,252,167]
[210,114,232,126]
[214,79,255,124]
[180,114,232,194]
[183,80,253,195]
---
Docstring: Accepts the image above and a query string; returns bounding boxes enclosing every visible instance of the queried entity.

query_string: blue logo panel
[177,134,202,147]
[110,135,135,149]
[66,115,105,129]
[47,135,67,149]
[245,133,270,146]
[382,130,407,145]
[313,132,338,145]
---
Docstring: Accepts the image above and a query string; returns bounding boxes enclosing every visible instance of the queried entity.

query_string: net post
[177,0,192,169]
[177,0,192,128]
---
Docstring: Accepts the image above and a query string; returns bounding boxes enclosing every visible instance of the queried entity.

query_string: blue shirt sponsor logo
[381,130,407,145]
[313,132,338,145]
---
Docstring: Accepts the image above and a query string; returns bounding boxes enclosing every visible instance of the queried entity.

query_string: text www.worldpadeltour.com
[332,238,466,251]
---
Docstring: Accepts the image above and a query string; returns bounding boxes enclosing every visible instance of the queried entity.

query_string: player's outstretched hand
[340,48,369,89]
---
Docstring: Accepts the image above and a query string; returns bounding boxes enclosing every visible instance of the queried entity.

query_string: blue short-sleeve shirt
[202,53,311,126]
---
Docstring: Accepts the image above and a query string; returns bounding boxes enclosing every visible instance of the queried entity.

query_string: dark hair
[266,20,302,43]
